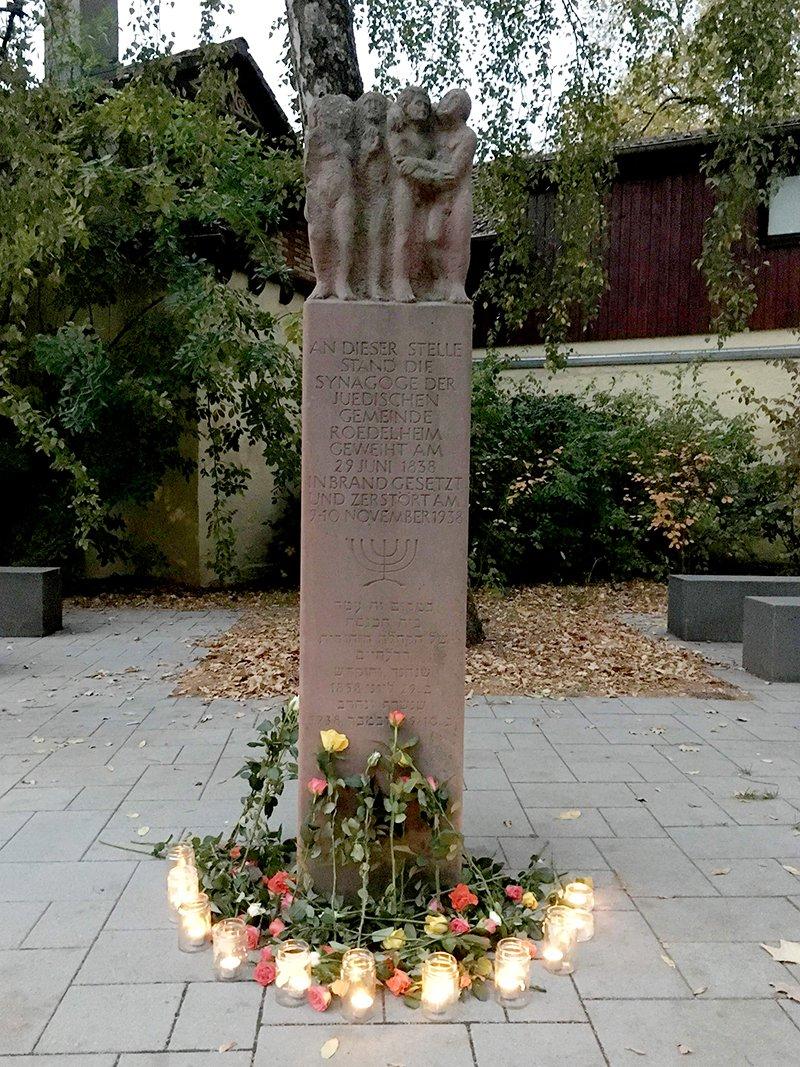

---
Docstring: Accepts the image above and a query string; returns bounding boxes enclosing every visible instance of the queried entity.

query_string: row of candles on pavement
[166,842,594,1016]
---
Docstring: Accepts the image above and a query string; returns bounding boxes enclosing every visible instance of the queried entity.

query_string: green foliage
[0,7,302,579]
[469,356,790,585]
[358,0,800,360]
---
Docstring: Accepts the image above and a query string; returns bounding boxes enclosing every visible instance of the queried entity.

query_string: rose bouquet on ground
[157,699,584,1011]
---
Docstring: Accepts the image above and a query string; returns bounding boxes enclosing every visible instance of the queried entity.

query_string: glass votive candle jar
[542,905,577,975]
[421,951,460,1018]
[275,939,312,1005]
[568,907,594,942]
[166,842,196,869]
[562,880,594,911]
[212,917,249,980]
[493,937,532,1007]
[340,947,377,1021]
[178,892,211,952]
[167,862,199,923]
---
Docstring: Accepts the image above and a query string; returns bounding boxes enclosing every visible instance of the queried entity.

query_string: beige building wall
[478,328,800,445]
[195,276,304,585]
[85,278,303,586]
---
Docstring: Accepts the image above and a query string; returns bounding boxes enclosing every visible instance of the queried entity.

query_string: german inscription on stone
[298,300,472,801]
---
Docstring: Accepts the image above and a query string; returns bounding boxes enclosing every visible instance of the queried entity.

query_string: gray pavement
[0,605,799,1065]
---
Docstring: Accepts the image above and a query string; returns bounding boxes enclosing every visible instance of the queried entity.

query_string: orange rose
[448,882,479,911]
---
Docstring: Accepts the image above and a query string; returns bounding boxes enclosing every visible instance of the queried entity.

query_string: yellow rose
[320,729,349,753]
[522,891,538,910]
[424,913,449,938]
[381,928,406,950]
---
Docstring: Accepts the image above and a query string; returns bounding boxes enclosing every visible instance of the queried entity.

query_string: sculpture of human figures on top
[303,86,476,303]
[304,94,356,300]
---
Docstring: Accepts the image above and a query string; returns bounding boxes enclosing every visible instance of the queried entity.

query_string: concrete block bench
[743,596,800,681]
[0,567,62,637]
[668,574,800,642]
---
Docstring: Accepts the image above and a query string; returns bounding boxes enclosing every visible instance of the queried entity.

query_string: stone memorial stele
[298,86,476,888]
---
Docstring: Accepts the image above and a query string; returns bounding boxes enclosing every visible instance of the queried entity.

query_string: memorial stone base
[298,301,472,887]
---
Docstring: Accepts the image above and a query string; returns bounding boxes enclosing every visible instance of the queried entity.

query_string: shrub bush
[469,357,790,585]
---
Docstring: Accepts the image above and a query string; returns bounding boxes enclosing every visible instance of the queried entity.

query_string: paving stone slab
[0,902,46,948]
[38,982,184,1054]
[169,981,263,1049]
[119,1056,251,1066]
[23,899,116,948]
[0,948,83,1053]
[666,941,798,997]
[594,838,717,897]
[669,824,800,858]
[692,857,800,896]
[587,998,800,1065]
[0,809,111,861]
[0,1057,116,1066]
[572,910,692,999]
[252,1023,475,1066]
[636,896,800,942]
[0,860,135,902]
[472,1022,605,1066]
[76,928,214,984]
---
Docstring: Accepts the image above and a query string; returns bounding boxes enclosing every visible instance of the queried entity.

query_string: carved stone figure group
[304,87,476,304]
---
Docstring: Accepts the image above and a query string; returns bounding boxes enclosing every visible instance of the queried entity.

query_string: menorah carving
[348,537,418,586]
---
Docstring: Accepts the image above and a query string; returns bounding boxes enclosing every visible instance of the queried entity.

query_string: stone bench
[743,596,800,681]
[667,574,800,642]
[0,567,62,637]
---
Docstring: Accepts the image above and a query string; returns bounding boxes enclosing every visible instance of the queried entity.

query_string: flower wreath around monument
[157,699,591,1009]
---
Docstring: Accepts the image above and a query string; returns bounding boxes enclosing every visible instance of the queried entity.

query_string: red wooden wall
[471,141,800,347]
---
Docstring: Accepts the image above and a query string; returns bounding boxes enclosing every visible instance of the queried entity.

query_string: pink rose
[265,870,293,895]
[449,917,470,935]
[260,945,273,961]
[482,919,498,934]
[229,845,241,859]
[308,984,332,1012]
[307,777,327,796]
[244,924,260,950]
[505,884,524,902]
[388,709,406,727]
[253,959,276,986]
[281,892,294,910]
[385,969,412,997]
[426,776,438,789]
[321,943,334,955]
[268,918,285,937]
[428,898,442,913]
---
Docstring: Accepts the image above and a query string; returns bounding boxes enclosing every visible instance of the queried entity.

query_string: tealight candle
[167,863,199,923]
[562,880,594,911]
[178,892,211,952]
[340,947,377,1021]
[421,952,459,1018]
[493,937,532,1007]
[212,917,249,980]
[275,939,312,1006]
[542,905,577,975]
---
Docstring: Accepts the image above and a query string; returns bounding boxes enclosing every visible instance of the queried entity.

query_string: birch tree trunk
[285,0,486,648]
[284,0,363,126]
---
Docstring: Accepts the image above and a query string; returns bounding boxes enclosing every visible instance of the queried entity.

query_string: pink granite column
[298,300,471,885]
